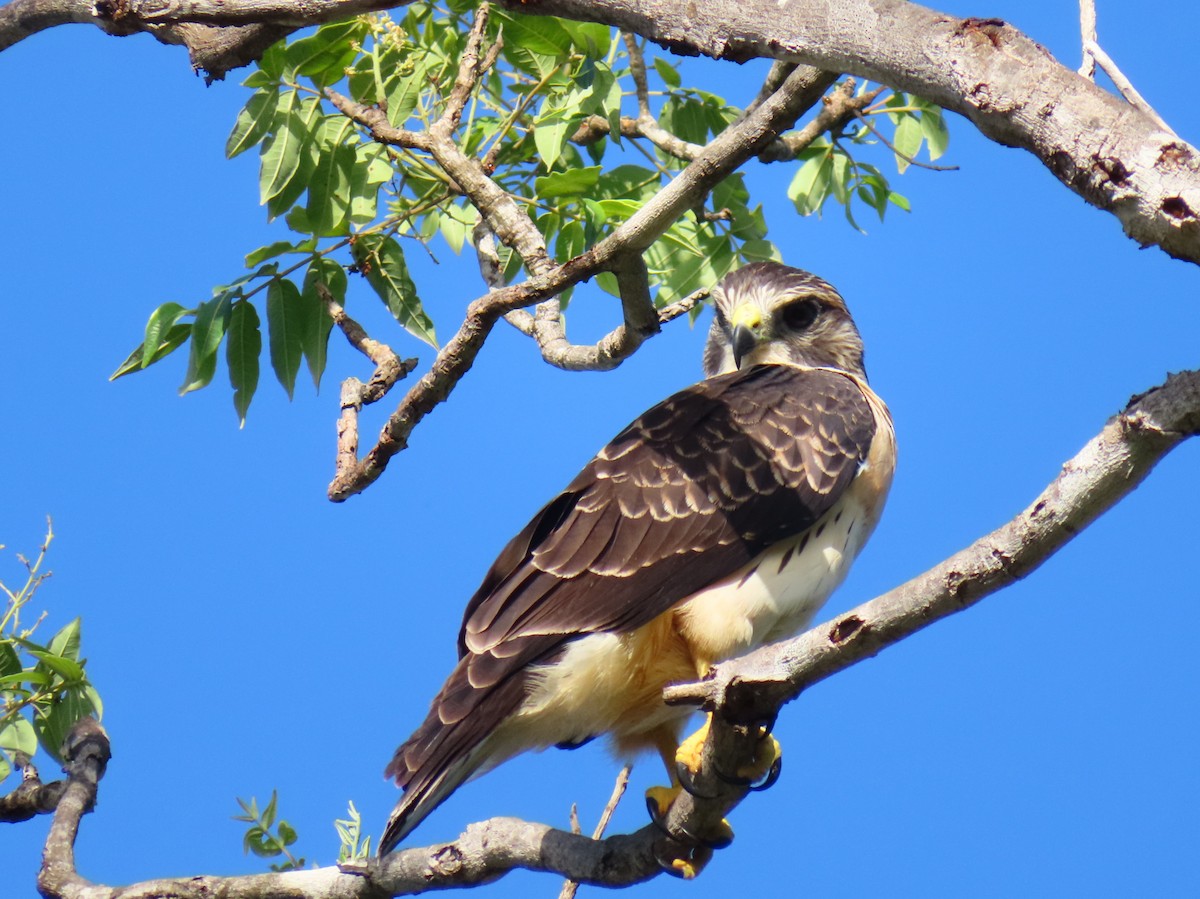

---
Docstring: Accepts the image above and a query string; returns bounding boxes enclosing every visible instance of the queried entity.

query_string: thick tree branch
[5,0,1199,261]
[501,0,1200,265]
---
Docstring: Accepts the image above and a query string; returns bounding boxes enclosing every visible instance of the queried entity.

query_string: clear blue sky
[2,2,1198,896]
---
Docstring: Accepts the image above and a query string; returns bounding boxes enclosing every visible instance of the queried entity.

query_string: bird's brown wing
[380,364,876,851]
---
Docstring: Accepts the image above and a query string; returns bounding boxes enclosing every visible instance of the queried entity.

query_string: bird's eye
[780,299,820,332]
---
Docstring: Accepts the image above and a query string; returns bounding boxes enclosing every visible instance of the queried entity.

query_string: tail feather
[378,662,531,855]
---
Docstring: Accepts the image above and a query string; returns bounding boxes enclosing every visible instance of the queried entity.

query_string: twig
[558,764,632,899]
[440,3,494,133]
[1078,0,1097,79]
[851,106,960,171]
[1083,39,1174,134]
[319,282,418,483]
[657,287,710,325]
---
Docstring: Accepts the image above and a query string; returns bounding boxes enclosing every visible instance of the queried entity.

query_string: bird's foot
[645,784,732,878]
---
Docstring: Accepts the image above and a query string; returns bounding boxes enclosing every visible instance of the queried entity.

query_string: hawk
[380,262,895,872]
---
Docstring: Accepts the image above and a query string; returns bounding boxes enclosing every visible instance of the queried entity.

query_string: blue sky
[2,1,1198,896]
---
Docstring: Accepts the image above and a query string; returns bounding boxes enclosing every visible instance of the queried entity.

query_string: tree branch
[0,754,65,823]
[498,0,1200,266]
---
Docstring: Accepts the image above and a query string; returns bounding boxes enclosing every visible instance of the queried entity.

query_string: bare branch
[439,3,495,134]
[558,764,632,899]
[0,755,65,823]
[1078,0,1097,79]
[622,32,651,120]
[1084,38,1174,135]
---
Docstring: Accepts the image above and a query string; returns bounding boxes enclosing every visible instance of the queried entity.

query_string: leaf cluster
[113,5,950,427]
[234,791,305,871]
[0,525,102,784]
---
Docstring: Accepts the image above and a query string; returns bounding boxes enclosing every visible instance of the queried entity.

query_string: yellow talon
[669,847,711,879]
[674,716,712,776]
[645,784,680,819]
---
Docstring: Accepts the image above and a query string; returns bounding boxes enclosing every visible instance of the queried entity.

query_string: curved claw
[645,787,733,851]
[747,754,782,792]
[755,713,778,738]
[675,757,719,800]
[712,734,783,790]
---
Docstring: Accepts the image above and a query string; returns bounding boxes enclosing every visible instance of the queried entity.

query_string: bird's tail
[378,661,530,855]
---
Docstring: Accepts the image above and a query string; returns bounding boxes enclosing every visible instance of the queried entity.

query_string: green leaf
[554,219,585,263]
[227,88,279,159]
[140,302,191,370]
[535,166,601,199]
[920,107,950,160]
[349,144,393,224]
[245,238,317,268]
[0,642,20,678]
[29,650,84,682]
[0,715,38,758]
[595,164,660,201]
[300,258,342,390]
[278,820,298,846]
[285,19,367,87]
[0,669,50,687]
[438,203,475,255]
[888,191,912,212]
[788,150,833,216]
[266,279,305,399]
[227,301,262,427]
[47,618,81,662]
[179,295,232,395]
[830,151,851,204]
[533,106,572,170]
[262,790,278,829]
[114,321,187,376]
[493,9,573,56]
[266,96,324,220]
[892,113,923,173]
[739,239,781,263]
[653,56,682,89]
[352,234,437,348]
[259,89,304,204]
[307,119,357,236]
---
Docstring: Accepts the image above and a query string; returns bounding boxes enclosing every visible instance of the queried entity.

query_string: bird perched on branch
[380,262,895,875]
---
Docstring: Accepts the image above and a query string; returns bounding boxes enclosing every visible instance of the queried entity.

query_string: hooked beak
[729,303,763,370]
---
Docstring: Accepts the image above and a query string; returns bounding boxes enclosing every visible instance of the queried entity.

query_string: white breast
[675,493,874,665]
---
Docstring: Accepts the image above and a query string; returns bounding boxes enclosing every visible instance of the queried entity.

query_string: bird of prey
[380,261,895,872]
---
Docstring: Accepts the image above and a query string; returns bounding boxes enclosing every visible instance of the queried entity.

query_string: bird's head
[702,262,866,379]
